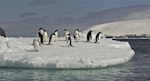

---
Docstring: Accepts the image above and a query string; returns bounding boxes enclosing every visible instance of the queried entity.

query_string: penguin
[48,33,56,45]
[43,30,48,42]
[66,34,73,47]
[95,32,102,43]
[38,28,44,44]
[87,30,92,42]
[32,39,41,52]
[73,29,80,42]
[54,30,59,42]
[64,29,70,41]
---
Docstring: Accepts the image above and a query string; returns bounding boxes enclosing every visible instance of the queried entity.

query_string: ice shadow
[26,49,37,52]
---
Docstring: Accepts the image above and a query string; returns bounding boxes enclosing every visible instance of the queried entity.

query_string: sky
[0,0,150,37]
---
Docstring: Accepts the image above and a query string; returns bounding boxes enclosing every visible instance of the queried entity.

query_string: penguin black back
[38,28,43,44]
[87,30,92,42]
[67,34,73,47]
[55,30,58,32]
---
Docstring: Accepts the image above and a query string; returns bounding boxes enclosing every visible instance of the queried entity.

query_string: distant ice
[0,36,134,69]
[83,18,150,36]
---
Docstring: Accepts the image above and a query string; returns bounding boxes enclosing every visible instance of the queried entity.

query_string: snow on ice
[0,35,134,69]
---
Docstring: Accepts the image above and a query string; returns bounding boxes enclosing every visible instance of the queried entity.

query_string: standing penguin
[48,33,56,45]
[87,30,92,42]
[95,32,102,43]
[54,30,59,42]
[32,39,41,52]
[43,30,48,42]
[73,29,80,42]
[66,34,73,47]
[64,29,70,41]
[38,28,44,44]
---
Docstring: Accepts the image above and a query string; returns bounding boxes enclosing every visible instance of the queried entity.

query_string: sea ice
[0,36,134,69]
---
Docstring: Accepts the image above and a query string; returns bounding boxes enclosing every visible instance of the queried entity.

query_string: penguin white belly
[50,35,56,45]
[54,32,58,41]
[43,33,48,42]
[75,34,80,42]
[65,31,69,41]
[67,39,71,46]
[98,34,102,43]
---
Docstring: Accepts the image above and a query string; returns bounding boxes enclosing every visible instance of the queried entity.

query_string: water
[0,39,150,81]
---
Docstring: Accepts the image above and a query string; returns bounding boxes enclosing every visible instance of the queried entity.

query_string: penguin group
[38,28,49,44]
[86,30,102,43]
[32,27,102,52]
[33,28,47,52]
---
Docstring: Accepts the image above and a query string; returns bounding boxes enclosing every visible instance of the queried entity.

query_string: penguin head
[99,32,102,34]
[33,39,40,43]
[76,29,79,31]
[64,29,67,31]
[55,30,58,32]
[89,30,92,33]
[39,28,43,30]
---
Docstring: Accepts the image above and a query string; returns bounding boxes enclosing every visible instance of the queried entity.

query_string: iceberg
[82,19,150,36]
[0,36,134,69]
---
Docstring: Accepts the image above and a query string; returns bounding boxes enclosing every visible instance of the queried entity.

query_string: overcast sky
[0,0,150,37]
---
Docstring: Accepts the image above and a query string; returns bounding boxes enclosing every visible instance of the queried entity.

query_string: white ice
[0,35,134,69]
[83,18,150,36]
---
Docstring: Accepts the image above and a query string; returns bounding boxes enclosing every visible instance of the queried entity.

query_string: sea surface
[0,39,150,81]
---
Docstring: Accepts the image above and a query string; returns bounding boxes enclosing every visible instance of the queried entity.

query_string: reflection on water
[0,63,134,81]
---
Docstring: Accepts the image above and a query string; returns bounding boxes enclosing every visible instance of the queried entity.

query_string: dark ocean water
[113,39,150,81]
[0,39,150,81]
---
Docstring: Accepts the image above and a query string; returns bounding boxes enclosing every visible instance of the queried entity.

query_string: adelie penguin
[64,29,70,41]
[73,29,80,42]
[87,30,92,42]
[32,39,42,52]
[48,33,56,45]
[43,30,48,42]
[38,28,44,44]
[54,30,59,42]
[95,32,102,43]
[66,34,73,47]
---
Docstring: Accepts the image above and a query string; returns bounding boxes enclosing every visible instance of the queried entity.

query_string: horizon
[0,0,150,37]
